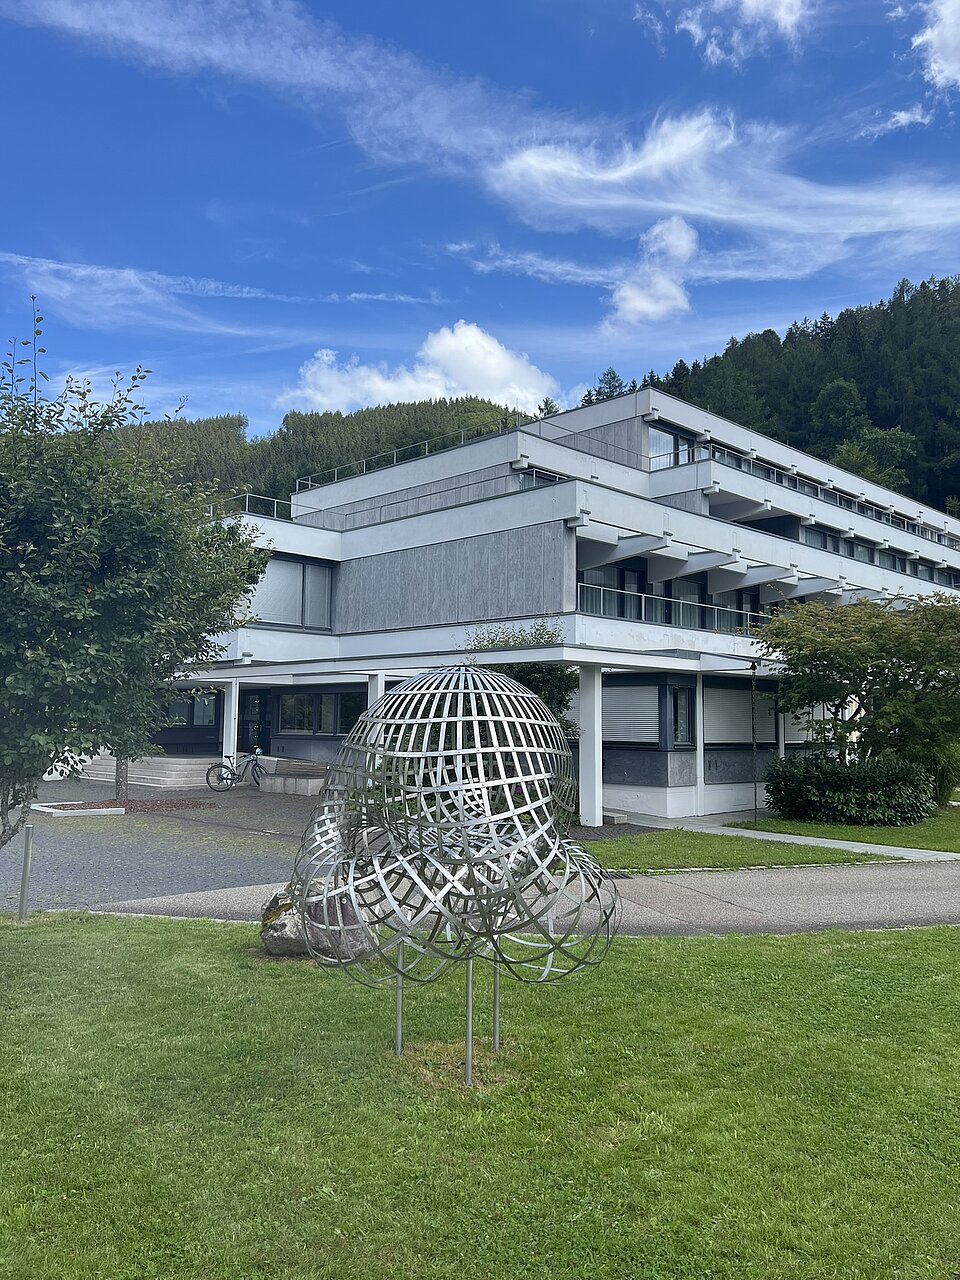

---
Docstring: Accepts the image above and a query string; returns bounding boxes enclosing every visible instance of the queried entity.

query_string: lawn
[3,914,960,1279]
[589,828,892,872]
[733,805,960,853]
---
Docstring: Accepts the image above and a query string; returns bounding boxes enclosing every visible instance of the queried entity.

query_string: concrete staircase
[82,753,218,790]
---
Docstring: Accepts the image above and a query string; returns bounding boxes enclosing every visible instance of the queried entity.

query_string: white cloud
[913,0,960,89]
[283,321,560,414]
[673,0,811,64]
[0,251,435,336]
[861,103,935,137]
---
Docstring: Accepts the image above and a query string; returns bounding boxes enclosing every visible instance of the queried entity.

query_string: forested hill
[143,275,960,510]
[138,397,512,502]
[642,276,960,510]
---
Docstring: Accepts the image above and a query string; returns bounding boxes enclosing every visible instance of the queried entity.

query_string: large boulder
[260,889,372,961]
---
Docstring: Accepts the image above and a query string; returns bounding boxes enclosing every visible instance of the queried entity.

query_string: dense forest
[147,275,960,510]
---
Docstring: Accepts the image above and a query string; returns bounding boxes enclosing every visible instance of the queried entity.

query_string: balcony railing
[578,582,768,634]
[651,444,960,552]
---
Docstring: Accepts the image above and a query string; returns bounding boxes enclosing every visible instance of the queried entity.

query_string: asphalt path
[96,861,960,938]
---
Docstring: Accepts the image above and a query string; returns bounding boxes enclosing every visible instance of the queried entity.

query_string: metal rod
[394,941,404,1056]
[17,825,33,926]
[492,961,501,1052]
[464,957,474,1086]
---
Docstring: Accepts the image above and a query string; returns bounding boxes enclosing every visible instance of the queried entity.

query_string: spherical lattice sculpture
[292,666,620,994]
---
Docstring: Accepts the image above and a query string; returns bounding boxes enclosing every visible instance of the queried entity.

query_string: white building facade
[169,388,960,823]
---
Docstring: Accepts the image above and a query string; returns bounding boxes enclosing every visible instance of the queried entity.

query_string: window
[248,557,333,629]
[167,698,191,726]
[192,694,217,727]
[304,564,332,628]
[672,687,693,745]
[648,426,693,471]
[338,692,366,734]
[277,690,367,736]
[278,693,314,733]
[672,580,703,629]
[803,526,840,553]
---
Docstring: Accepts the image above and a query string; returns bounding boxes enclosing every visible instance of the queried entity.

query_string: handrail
[652,444,960,552]
[577,582,769,633]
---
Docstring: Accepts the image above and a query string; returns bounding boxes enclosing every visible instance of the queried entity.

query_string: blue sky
[1,0,959,434]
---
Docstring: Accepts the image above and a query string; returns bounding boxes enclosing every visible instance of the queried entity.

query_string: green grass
[589,829,892,872]
[4,914,960,1279]
[734,806,960,852]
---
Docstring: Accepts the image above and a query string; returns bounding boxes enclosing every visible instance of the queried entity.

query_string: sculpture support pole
[492,961,501,1052]
[464,957,474,1086]
[394,941,404,1056]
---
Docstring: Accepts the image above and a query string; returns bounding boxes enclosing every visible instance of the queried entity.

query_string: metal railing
[295,425,507,492]
[651,443,960,552]
[577,582,769,633]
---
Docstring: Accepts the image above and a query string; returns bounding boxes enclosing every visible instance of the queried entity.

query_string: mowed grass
[589,828,892,872]
[4,915,960,1279]
[735,806,960,853]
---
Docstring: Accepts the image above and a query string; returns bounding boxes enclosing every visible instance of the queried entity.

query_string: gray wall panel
[334,522,568,632]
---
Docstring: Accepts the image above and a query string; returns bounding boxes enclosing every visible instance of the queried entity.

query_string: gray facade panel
[704,747,777,784]
[335,522,567,632]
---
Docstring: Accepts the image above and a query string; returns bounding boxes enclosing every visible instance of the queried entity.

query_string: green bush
[904,742,960,807]
[765,753,935,826]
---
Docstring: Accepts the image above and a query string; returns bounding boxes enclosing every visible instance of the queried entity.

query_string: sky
[1,0,959,434]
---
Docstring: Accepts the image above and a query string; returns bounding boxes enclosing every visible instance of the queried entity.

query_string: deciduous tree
[0,311,266,848]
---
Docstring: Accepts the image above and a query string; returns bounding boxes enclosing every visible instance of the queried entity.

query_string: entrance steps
[82,754,218,790]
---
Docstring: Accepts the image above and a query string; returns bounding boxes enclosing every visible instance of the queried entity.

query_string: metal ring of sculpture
[293,665,621,989]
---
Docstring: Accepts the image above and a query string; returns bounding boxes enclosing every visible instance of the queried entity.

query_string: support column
[695,674,706,816]
[777,712,787,760]
[221,681,240,766]
[367,672,386,707]
[578,664,603,828]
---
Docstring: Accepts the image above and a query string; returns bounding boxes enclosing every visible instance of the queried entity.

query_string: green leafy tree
[537,396,561,418]
[0,310,266,848]
[464,620,579,735]
[755,596,960,764]
[831,425,917,493]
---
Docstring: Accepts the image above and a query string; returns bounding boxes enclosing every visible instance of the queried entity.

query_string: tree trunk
[0,779,36,852]
[115,757,129,806]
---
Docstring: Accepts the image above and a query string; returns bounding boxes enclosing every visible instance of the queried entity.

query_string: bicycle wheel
[206,763,236,792]
[251,760,265,788]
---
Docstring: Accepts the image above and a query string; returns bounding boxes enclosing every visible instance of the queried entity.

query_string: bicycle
[205,748,265,792]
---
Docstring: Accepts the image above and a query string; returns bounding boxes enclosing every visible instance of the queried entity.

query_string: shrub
[904,742,960,807]
[765,753,935,826]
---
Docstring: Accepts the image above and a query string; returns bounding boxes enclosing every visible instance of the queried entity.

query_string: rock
[260,890,372,961]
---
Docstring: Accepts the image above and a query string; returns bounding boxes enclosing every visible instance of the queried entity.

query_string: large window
[249,557,332,629]
[278,693,314,733]
[165,692,219,728]
[276,690,367,737]
[648,426,693,472]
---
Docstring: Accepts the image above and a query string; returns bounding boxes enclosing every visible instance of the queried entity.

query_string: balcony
[577,582,768,633]
[652,444,960,552]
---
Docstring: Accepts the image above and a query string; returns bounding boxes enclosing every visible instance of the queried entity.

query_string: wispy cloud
[637,0,812,65]
[861,103,935,137]
[5,0,960,341]
[282,320,559,414]
[912,0,960,89]
[0,251,439,336]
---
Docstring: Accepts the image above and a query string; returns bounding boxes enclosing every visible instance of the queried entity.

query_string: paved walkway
[616,811,960,863]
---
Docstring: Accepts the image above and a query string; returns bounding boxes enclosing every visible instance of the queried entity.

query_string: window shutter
[249,558,303,625]
[703,686,775,744]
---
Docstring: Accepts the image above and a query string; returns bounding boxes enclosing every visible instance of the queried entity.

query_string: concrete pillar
[695,674,706,816]
[221,681,240,766]
[578,664,603,827]
[777,711,787,759]
[367,672,386,707]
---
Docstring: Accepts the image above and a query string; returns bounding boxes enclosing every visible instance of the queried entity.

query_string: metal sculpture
[292,665,621,1082]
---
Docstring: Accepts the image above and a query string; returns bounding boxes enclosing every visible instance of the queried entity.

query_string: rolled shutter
[703,686,775,744]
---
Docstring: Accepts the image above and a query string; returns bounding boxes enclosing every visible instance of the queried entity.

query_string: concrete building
[167,387,960,822]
